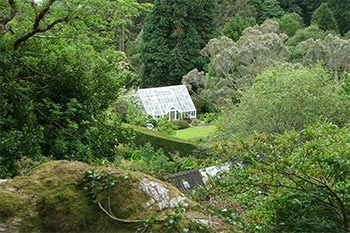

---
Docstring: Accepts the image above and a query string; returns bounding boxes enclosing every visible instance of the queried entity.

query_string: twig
[97,201,145,223]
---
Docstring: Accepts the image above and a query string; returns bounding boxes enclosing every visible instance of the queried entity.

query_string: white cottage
[134,85,196,121]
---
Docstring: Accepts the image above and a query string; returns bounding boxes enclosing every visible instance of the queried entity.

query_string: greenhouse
[134,85,197,120]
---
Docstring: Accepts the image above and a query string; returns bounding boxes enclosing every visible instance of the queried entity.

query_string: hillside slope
[0,161,235,232]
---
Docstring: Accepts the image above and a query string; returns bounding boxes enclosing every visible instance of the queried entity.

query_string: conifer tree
[311,3,339,33]
[140,0,216,87]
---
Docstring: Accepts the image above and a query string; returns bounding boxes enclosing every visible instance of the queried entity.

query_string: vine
[82,168,211,231]
[82,168,145,223]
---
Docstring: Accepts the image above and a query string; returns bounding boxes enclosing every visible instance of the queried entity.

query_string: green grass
[175,125,217,140]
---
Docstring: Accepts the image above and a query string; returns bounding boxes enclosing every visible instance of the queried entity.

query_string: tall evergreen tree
[140,0,216,87]
[250,0,284,24]
[311,2,339,33]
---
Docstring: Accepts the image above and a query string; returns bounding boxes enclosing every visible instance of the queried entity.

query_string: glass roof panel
[135,85,196,117]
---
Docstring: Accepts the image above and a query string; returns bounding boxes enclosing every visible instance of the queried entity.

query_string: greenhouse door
[169,108,178,121]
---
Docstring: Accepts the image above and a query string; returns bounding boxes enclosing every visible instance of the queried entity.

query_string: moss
[0,189,23,220]
[0,161,236,232]
[100,174,148,219]
[36,187,95,232]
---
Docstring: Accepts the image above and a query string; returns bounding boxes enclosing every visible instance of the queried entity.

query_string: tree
[223,123,350,232]
[182,69,209,112]
[0,0,148,51]
[140,0,216,87]
[274,0,349,35]
[275,12,302,37]
[277,0,303,14]
[328,0,350,35]
[199,20,289,108]
[222,14,256,41]
[0,0,138,177]
[250,0,285,24]
[311,2,339,33]
[297,34,350,79]
[215,0,257,32]
[217,65,350,136]
[287,24,325,46]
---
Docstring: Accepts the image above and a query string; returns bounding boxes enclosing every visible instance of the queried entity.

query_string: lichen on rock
[139,178,188,210]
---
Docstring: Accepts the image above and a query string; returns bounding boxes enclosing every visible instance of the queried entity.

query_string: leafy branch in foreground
[232,123,350,232]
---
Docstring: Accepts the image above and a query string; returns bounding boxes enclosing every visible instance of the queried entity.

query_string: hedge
[124,124,212,157]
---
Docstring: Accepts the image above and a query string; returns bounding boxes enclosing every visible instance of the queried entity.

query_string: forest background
[1,0,350,232]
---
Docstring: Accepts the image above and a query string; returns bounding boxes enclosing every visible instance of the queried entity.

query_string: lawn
[174,125,217,141]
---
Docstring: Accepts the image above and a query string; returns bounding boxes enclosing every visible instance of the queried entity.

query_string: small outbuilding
[134,85,196,120]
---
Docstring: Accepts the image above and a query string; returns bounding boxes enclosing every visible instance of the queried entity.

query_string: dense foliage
[1,1,350,231]
[222,14,256,41]
[208,123,350,232]
[184,20,289,109]
[311,3,339,33]
[140,0,216,87]
[217,65,350,136]
[0,0,150,177]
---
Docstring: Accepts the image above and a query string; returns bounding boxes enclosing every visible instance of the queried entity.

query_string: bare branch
[313,195,343,219]
[33,35,73,39]
[260,159,325,188]
[260,158,349,229]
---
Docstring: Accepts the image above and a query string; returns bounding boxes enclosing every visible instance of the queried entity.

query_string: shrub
[116,143,177,178]
[171,120,190,130]
[202,123,350,232]
[155,117,176,135]
[218,65,350,136]
[112,98,129,121]
[197,113,218,124]
[191,119,201,126]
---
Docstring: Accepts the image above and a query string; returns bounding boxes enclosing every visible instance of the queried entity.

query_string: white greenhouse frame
[134,85,197,121]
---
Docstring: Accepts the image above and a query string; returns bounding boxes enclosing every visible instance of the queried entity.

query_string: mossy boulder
[0,160,235,232]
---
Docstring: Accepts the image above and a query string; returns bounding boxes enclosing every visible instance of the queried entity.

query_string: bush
[197,113,218,124]
[202,123,350,232]
[112,98,129,121]
[0,42,125,177]
[171,120,190,130]
[191,119,201,126]
[218,65,350,136]
[155,117,176,135]
[116,143,178,178]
